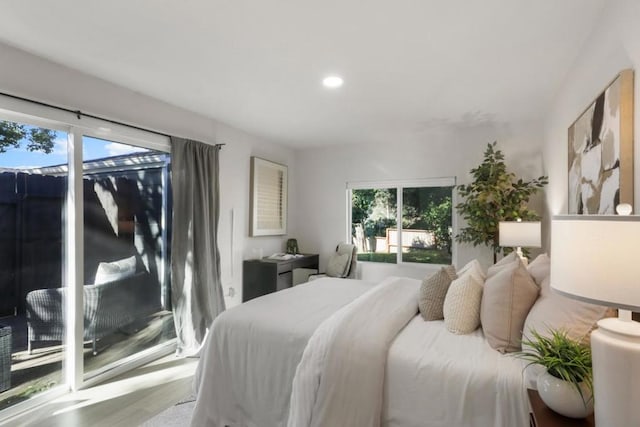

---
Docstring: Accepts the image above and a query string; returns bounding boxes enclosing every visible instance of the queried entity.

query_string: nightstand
[528,389,595,427]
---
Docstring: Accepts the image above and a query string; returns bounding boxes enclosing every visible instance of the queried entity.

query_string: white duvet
[191,277,529,427]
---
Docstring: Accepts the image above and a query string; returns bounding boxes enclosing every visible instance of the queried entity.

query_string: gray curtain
[170,137,225,356]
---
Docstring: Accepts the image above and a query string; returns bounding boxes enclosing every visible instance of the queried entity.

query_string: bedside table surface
[528,389,595,427]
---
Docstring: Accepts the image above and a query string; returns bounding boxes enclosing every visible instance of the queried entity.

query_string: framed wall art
[249,156,287,236]
[568,69,634,214]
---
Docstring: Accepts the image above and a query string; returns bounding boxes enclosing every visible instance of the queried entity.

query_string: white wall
[542,0,640,246]
[290,120,546,281]
[0,42,295,307]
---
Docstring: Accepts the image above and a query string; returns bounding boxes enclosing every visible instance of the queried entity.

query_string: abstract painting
[568,69,634,214]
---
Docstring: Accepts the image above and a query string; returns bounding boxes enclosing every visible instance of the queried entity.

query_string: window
[348,179,454,265]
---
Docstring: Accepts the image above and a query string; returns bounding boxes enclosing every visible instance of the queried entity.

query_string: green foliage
[0,120,57,153]
[518,329,593,404]
[455,142,547,255]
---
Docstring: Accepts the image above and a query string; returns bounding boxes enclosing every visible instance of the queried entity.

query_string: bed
[191,276,529,427]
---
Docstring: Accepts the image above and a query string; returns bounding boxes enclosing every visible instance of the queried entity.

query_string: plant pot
[536,371,594,418]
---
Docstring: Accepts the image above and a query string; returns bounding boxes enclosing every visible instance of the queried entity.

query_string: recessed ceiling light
[322,75,344,89]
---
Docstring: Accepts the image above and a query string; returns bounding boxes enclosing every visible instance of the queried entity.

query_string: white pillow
[443,272,483,334]
[94,255,137,284]
[456,259,486,284]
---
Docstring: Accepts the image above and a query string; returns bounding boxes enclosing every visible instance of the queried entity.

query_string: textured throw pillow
[326,253,350,277]
[94,255,137,284]
[456,259,486,284]
[419,266,457,321]
[480,261,540,353]
[486,252,519,278]
[526,253,550,287]
[443,272,483,334]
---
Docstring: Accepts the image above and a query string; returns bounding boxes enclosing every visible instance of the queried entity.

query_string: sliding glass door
[81,136,174,377]
[0,118,68,410]
[0,106,174,417]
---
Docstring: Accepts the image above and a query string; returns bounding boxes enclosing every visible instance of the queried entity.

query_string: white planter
[536,371,594,418]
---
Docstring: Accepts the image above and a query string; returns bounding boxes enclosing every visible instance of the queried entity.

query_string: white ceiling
[0,0,605,148]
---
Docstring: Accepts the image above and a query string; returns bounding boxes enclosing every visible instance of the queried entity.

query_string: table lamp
[551,209,640,426]
[498,220,541,265]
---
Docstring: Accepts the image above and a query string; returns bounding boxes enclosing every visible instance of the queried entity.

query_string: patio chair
[0,325,10,392]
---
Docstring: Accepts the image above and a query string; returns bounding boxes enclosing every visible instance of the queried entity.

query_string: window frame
[346,177,457,267]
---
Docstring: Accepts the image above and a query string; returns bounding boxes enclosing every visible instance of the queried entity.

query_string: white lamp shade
[498,221,541,248]
[551,215,640,311]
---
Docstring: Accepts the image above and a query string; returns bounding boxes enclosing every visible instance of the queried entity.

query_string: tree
[0,120,57,154]
[455,142,548,262]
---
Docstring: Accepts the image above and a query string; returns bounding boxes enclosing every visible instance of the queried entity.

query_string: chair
[0,325,11,392]
[308,243,358,281]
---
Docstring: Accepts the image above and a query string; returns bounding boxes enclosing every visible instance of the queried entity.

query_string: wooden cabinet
[528,389,595,427]
[242,254,319,302]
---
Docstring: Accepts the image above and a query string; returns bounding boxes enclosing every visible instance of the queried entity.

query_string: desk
[242,254,319,302]
[528,389,595,427]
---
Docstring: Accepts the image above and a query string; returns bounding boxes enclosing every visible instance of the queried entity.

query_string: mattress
[192,277,529,427]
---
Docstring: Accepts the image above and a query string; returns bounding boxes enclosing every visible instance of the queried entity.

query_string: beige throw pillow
[486,252,518,278]
[526,253,550,287]
[419,266,457,321]
[522,276,609,387]
[326,253,350,277]
[480,261,539,353]
[443,272,483,334]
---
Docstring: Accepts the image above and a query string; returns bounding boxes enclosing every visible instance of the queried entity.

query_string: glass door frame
[0,95,174,422]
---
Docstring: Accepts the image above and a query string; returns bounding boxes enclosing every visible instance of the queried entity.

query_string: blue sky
[0,129,148,169]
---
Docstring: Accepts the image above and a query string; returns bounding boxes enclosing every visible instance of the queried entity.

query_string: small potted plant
[518,329,594,418]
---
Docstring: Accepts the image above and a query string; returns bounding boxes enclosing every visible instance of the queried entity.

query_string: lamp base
[515,247,528,266]
[591,316,640,426]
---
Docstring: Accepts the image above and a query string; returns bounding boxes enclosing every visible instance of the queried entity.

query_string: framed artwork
[249,157,287,236]
[568,69,634,214]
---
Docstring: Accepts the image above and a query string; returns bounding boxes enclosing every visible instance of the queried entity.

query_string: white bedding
[192,277,530,427]
[288,277,420,427]
[383,317,529,427]
[191,278,376,427]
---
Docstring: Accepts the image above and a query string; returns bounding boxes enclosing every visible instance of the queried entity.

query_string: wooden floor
[3,354,198,427]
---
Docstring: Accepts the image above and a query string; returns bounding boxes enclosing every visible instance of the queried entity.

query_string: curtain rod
[0,91,225,148]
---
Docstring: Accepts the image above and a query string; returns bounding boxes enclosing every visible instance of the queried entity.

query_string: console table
[242,254,319,302]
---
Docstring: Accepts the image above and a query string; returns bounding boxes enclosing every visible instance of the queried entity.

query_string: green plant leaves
[455,141,548,254]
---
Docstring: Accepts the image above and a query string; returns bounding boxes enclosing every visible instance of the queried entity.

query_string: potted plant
[455,142,547,263]
[518,329,594,418]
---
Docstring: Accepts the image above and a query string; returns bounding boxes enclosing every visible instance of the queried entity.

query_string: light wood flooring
[2,354,198,427]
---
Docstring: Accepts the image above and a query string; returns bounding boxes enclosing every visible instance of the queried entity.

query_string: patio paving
[0,311,175,411]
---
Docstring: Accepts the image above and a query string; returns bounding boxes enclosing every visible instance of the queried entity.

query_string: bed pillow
[486,252,518,278]
[480,261,539,353]
[94,255,137,284]
[526,253,550,286]
[419,266,457,321]
[522,276,609,387]
[326,253,351,277]
[443,272,483,334]
[456,259,486,284]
